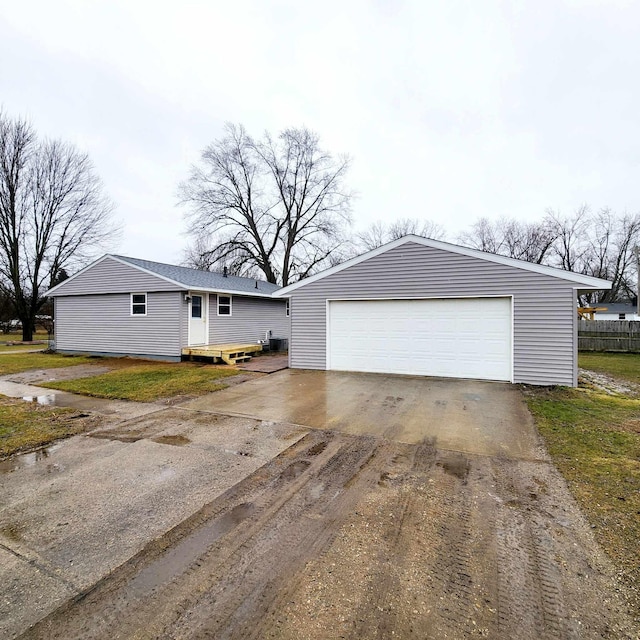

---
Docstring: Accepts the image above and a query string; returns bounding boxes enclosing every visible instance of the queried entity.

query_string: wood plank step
[221,354,252,365]
[182,343,263,361]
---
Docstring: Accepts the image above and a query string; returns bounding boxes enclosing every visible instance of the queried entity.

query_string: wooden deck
[182,343,263,365]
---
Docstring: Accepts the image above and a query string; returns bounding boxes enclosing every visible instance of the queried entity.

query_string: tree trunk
[21,316,34,341]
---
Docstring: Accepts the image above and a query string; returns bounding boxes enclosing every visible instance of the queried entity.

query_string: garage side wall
[208,295,290,344]
[55,292,183,359]
[288,242,578,386]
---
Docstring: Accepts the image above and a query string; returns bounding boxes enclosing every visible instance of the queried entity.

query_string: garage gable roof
[273,235,612,296]
[46,254,280,298]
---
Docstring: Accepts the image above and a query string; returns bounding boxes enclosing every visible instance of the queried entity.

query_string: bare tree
[179,123,353,286]
[356,217,446,251]
[581,208,640,303]
[356,220,390,252]
[182,234,261,278]
[458,217,556,264]
[457,217,503,254]
[0,111,118,340]
[460,207,640,304]
[544,206,591,273]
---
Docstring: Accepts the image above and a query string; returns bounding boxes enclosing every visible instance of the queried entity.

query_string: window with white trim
[131,293,147,316]
[285,299,290,317]
[218,295,232,316]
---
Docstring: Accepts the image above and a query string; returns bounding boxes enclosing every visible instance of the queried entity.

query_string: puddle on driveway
[0,443,63,474]
[22,394,57,406]
[128,502,257,594]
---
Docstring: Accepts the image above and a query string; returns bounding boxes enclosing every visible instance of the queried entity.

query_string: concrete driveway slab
[0,410,308,639]
[182,369,544,459]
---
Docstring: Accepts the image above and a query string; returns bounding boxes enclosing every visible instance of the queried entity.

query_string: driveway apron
[182,369,544,459]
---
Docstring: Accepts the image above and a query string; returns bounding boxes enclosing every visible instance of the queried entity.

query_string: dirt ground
[2,372,638,639]
[16,436,636,639]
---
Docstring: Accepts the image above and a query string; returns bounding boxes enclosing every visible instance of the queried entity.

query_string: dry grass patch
[0,352,94,375]
[0,396,97,457]
[41,362,241,402]
[579,352,640,386]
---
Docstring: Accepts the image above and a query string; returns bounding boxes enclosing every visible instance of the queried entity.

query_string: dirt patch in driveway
[4,364,114,385]
[19,430,637,639]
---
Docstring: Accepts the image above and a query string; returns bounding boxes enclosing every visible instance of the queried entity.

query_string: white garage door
[328,298,512,381]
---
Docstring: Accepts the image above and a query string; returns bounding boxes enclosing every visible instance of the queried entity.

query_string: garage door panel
[328,298,512,381]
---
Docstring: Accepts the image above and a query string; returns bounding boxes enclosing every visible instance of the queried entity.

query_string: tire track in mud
[418,452,477,638]
[341,440,438,640]
[17,429,637,639]
[491,457,610,640]
[187,437,402,640]
[19,430,397,640]
[493,459,571,640]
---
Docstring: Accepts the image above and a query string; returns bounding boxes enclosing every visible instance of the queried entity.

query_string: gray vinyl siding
[52,256,178,296]
[208,295,290,344]
[55,292,183,358]
[287,242,580,386]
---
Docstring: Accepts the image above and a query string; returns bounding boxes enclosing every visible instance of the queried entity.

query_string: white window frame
[285,299,290,317]
[131,292,147,316]
[217,294,232,316]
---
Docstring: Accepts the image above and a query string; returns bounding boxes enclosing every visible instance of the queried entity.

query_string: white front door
[188,292,208,345]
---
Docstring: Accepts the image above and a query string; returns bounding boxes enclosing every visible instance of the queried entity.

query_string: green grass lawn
[0,351,95,375]
[525,364,640,612]
[0,342,48,351]
[579,352,640,385]
[0,396,94,457]
[0,331,49,344]
[41,362,241,402]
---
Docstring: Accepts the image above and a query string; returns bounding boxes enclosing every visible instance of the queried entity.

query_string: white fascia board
[185,287,277,298]
[273,235,612,295]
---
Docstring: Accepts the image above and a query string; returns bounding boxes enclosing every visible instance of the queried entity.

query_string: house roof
[46,254,281,298]
[593,302,638,314]
[273,235,613,296]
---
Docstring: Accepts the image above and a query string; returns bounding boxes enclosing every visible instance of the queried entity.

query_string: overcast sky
[1,0,639,264]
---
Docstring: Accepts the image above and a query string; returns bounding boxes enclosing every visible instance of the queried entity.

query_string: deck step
[182,343,263,365]
[221,354,252,365]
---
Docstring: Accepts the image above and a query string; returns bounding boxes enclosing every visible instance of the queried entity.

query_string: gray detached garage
[274,236,611,386]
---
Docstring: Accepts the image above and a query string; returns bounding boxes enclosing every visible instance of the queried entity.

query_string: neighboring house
[590,302,640,321]
[46,255,290,361]
[274,235,611,387]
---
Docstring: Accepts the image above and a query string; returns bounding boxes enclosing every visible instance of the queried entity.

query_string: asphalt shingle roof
[594,302,637,314]
[113,255,281,295]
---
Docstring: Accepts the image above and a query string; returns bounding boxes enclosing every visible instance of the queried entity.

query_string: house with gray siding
[589,302,640,321]
[274,235,611,386]
[46,255,290,361]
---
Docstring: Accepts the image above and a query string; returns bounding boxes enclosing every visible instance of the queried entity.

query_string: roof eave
[274,235,613,295]
[46,254,281,298]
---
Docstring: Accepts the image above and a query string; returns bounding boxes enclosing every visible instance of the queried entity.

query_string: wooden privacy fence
[578,319,640,352]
